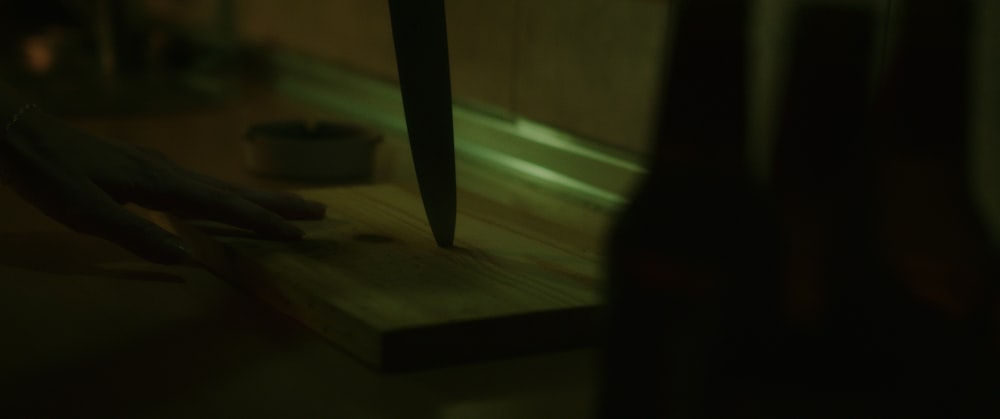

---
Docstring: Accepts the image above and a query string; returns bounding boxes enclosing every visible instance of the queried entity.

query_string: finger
[230,189,326,220]
[140,179,306,240]
[174,167,326,220]
[2,157,193,264]
[39,186,193,265]
[94,208,195,265]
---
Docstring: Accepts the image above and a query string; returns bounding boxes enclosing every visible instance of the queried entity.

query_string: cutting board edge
[374,303,605,372]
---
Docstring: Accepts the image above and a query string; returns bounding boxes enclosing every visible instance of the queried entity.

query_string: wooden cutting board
[152,185,602,371]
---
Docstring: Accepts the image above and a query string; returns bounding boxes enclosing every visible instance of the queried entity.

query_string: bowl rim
[245,120,382,143]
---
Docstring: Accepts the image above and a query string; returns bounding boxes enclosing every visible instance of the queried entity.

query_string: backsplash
[179,0,669,154]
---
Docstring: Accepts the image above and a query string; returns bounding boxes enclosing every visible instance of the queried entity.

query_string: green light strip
[270,51,643,211]
[453,139,628,208]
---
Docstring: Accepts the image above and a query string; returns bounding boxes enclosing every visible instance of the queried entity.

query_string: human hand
[0,108,326,264]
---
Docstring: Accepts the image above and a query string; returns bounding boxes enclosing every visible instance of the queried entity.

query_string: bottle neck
[645,0,749,178]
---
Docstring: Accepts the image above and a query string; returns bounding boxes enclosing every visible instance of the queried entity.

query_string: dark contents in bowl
[247,120,374,142]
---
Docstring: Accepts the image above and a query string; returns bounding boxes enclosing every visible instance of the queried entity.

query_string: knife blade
[388,0,456,247]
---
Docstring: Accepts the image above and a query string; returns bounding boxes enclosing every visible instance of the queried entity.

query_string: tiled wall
[228,0,668,154]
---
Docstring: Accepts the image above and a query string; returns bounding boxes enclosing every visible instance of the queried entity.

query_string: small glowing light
[23,35,56,74]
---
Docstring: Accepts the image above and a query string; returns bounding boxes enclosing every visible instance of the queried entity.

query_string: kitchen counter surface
[0,84,606,418]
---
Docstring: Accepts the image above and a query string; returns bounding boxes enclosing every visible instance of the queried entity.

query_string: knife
[387,0,457,247]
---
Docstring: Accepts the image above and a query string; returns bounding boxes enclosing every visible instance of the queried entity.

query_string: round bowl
[243,120,381,182]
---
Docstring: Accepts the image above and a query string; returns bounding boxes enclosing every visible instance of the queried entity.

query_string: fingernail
[156,237,194,265]
[305,201,326,216]
[279,223,305,239]
[169,238,194,257]
[280,192,306,201]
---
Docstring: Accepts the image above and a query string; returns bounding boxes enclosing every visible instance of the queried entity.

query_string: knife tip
[434,236,454,248]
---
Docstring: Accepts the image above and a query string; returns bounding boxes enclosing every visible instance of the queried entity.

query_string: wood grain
[152,184,602,371]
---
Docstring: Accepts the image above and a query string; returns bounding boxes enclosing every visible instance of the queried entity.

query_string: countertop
[0,84,606,418]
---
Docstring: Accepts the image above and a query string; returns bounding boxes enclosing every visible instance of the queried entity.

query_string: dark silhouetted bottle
[599,0,999,417]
